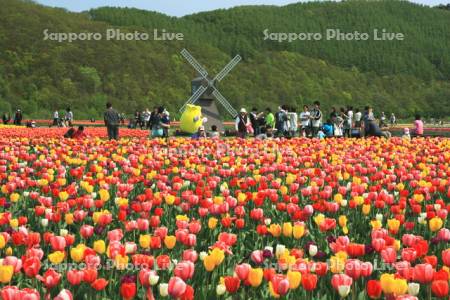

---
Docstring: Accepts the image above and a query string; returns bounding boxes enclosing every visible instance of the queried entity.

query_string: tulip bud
[408,282,420,296]
[216,284,226,295]
[159,283,168,297]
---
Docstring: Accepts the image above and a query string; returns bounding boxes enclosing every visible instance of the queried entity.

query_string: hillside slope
[0,0,449,119]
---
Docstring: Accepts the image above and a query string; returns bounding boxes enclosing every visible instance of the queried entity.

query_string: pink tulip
[0,286,19,300]
[251,250,264,264]
[54,289,73,300]
[174,261,195,281]
[361,262,373,277]
[107,229,123,241]
[50,236,66,251]
[80,225,94,239]
[381,246,397,264]
[442,249,450,267]
[413,263,434,284]
[182,249,198,263]
[437,228,450,242]
[331,273,353,291]
[235,263,251,281]
[168,277,187,298]
[401,248,417,262]
[371,238,386,252]
[345,259,362,280]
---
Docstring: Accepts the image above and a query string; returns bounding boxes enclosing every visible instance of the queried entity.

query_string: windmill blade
[212,89,238,118]
[181,49,208,78]
[213,55,242,82]
[179,85,207,113]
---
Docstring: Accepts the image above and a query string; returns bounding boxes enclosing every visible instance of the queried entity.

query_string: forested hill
[0,0,450,119]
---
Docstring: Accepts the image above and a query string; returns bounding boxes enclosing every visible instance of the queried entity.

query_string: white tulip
[159,283,168,297]
[338,285,351,298]
[341,200,348,207]
[408,282,420,296]
[60,229,68,237]
[41,218,48,227]
[199,251,208,261]
[275,244,286,258]
[376,213,383,221]
[216,284,226,295]
[149,274,159,286]
[309,245,318,257]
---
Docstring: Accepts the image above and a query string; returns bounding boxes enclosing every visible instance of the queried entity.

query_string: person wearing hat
[236,108,251,138]
[192,125,207,139]
[161,109,171,138]
[402,127,411,140]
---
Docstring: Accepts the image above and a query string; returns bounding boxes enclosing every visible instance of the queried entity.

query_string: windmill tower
[179,49,241,131]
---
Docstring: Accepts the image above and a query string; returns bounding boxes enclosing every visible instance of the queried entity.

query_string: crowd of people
[233,102,423,140]
[2,102,428,141]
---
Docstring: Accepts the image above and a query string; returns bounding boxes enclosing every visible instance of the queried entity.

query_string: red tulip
[224,276,240,293]
[381,246,397,264]
[120,282,136,300]
[91,278,109,291]
[168,276,187,298]
[442,249,450,267]
[431,280,449,298]
[37,268,61,288]
[270,274,290,296]
[401,248,417,262]
[302,273,318,291]
[345,259,362,280]
[366,280,382,299]
[23,256,41,277]
[50,236,66,251]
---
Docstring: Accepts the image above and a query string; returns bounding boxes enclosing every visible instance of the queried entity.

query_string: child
[402,128,411,140]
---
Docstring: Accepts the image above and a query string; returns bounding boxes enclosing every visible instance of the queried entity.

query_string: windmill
[179,49,241,131]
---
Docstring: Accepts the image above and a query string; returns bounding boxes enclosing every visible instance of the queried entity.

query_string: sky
[35,0,446,17]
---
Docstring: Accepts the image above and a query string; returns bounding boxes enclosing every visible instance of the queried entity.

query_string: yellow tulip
[248,268,263,287]
[268,224,281,237]
[139,235,151,249]
[208,217,218,229]
[314,214,325,226]
[338,215,347,227]
[429,217,443,232]
[114,254,129,270]
[293,224,305,239]
[65,213,74,225]
[9,219,18,229]
[203,255,216,271]
[9,193,20,203]
[0,265,14,283]
[93,240,106,254]
[70,245,86,262]
[5,247,12,256]
[210,248,224,266]
[391,278,408,296]
[282,222,292,237]
[334,193,343,204]
[48,251,65,264]
[164,235,176,249]
[330,256,345,274]
[0,235,6,249]
[380,273,395,294]
[387,219,400,232]
[362,204,371,215]
[287,270,301,289]
[58,191,69,201]
[99,189,110,201]
[371,220,382,230]
[165,195,175,205]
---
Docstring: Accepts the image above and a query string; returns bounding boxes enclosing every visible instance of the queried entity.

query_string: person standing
[265,108,275,129]
[310,101,322,137]
[354,108,362,128]
[13,109,23,125]
[161,109,171,138]
[413,114,424,137]
[299,105,310,137]
[53,110,59,127]
[249,108,263,136]
[390,113,396,125]
[235,108,250,138]
[65,108,73,127]
[104,102,120,140]
[341,107,351,137]
[288,106,298,137]
[2,113,10,125]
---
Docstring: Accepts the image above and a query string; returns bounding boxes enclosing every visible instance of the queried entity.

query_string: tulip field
[0,132,449,300]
